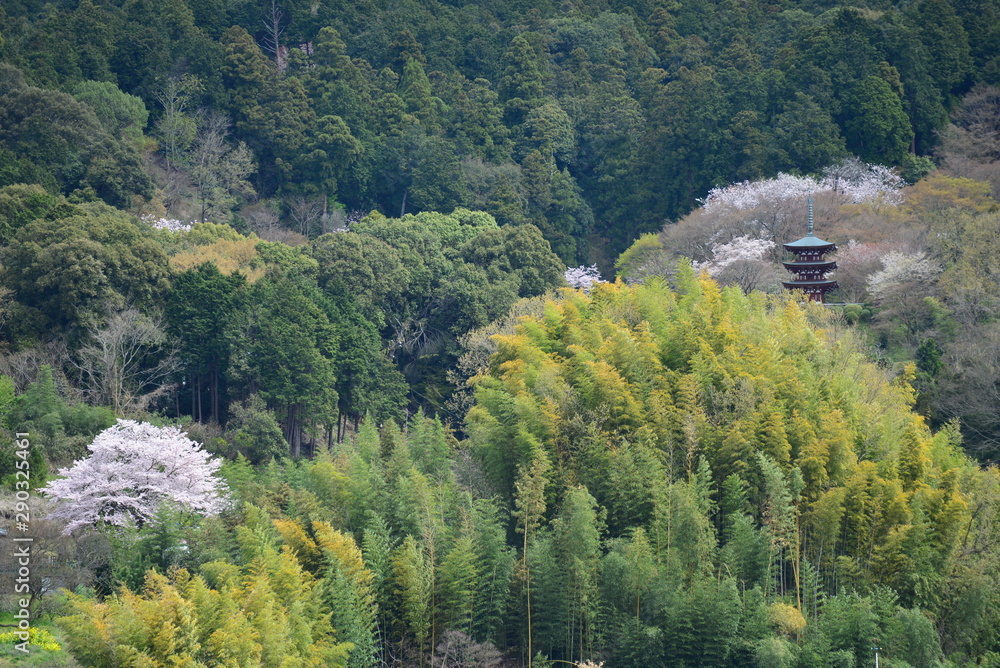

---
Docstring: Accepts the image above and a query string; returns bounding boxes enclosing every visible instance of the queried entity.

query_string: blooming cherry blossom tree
[565,265,606,292]
[867,251,942,302]
[141,214,192,233]
[832,240,891,302]
[867,251,942,340]
[820,158,904,205]
[700,173,819,213]
[43,420,227,533]
[695,236,777,276]
[700,158,904,214]
[694,236,778,293]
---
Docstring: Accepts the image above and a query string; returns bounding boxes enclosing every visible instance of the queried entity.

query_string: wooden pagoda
[781,197,838,302]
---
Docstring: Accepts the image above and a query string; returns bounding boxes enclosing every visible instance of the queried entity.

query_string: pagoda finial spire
[807,196,814,235]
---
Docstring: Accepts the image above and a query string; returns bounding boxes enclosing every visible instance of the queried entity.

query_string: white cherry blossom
[700,158,904,214]
[43,420,227,533]
[565,265,606,292]
[141,214,193,233]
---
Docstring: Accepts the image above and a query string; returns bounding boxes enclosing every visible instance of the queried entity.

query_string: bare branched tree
[153,74,203,207]
[192,112,256,223]
[431,630,503,668]
[323,207,349,234]
[286,194,325,236]
[939,86,1000,198]
[72,310,178,415]
[0,342,75,396]
[261,0,286,71]
[243,201,282,239]
[153,74,203,172]
[0,495,102,615]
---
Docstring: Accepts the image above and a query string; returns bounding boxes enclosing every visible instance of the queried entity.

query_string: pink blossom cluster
[700,161,904,213]
[694,236,776,277]
[141,214,193,233]
[43,420,227,533]
[565,265,606,292]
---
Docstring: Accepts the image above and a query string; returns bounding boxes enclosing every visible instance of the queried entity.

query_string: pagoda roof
[782,260,837,269]
[783,233,836,250]
[781,279,838,288]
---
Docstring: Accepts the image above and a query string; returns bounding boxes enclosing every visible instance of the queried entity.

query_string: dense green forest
[1,0,997,263]
[2,0,1000,666]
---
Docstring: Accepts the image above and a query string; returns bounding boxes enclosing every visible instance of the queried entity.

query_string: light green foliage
[2,364,112,467]
[722,509,769,588]
[514,454,550,665]
[820,590,882,666]
[467,275,985,662]
[469,499,515,644]
[361,513,396,648]
[756,636,797,668]
[72,80,148,146]
[408,411,452,480]
[393,535,432,661]
[59,562,351,668]
[616,233,667,284]
[602,528,657,623]
[757,453,799,597]
[549,486,602,662]
[437,530,478,634]
[657,574,743,667]
[885,608,942,668]
[0,375,15,423]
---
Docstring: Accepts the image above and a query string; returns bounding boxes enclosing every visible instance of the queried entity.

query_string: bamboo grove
[36,272,1000,667]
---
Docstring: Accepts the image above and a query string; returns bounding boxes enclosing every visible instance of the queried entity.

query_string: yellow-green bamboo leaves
[469,273,973,594]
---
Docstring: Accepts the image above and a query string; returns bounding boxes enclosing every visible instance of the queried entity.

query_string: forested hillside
[2,0,1000,666]
[1,0,997,262]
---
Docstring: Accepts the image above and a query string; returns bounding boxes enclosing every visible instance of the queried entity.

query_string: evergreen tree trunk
[210,360,219,422]
[287,404,301,458]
